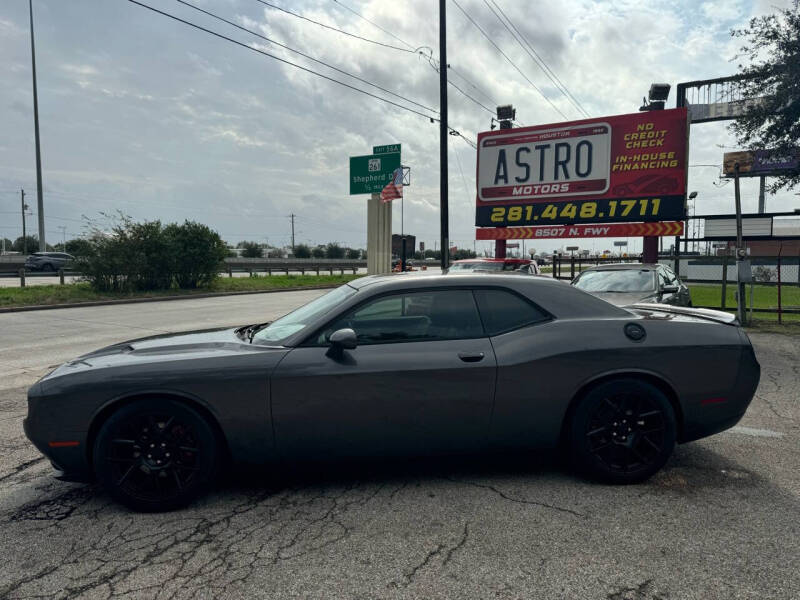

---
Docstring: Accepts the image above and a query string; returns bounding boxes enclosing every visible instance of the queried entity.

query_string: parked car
[449,258,540,275]
[571,263,691,306]
[24,252,74,272]
[25,272,758,511]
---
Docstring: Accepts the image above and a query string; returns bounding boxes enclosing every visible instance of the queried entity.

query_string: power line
[451,0,568,120]
[330,0,417,51]
[326,0,501,120]
[485,0,589,118]
[448,64,497,106]
[127,0,437,121]
[252,0,415,54]
[175,0,438,115]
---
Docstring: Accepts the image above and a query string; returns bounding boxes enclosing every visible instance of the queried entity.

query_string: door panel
[270,338,497,459]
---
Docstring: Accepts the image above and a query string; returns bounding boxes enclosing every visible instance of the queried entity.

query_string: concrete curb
[0,285,340,314]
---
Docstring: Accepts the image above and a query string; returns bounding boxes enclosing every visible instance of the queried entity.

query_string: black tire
[93,398,219,511]
[568,379,676,484]
[41,263,55,272]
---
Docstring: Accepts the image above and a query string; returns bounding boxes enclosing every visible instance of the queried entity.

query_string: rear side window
[474,289,549,335]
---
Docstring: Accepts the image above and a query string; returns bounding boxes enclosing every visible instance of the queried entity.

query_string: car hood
[587,291,658,306]
[41,326,286,383]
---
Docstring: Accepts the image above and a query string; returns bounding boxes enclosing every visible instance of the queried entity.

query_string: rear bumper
[680,343,761,443]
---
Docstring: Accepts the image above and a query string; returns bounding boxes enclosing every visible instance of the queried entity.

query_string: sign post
[350,147,401,274]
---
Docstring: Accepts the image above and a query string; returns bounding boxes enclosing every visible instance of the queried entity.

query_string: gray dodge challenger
[25,273,760,511]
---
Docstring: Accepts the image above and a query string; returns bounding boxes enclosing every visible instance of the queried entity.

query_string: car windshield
[573,269,655,293]
[252,284,357,343]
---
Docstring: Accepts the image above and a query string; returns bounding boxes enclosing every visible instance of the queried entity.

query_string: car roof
[580,263,660,272]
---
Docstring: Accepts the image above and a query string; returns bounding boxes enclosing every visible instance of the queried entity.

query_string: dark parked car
[571,263,691,307]
[25,273,758,511]
[24,251,74,272]
[449,258,540,275]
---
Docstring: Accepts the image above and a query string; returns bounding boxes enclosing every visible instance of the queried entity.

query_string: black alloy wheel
[569,379,676,484]
[41,262,54,272]
[93,399,219,511]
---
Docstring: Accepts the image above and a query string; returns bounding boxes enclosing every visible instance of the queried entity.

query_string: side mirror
[660,285,679,294]
[326,328,357,358]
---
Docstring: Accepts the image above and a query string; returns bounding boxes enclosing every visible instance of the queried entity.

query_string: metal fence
[1,257,367,287]
[551,254,800,321]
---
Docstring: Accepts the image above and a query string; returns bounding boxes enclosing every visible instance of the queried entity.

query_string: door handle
[458,352,485,363]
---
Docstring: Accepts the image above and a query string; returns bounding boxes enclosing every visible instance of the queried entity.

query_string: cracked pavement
[1,293,799,599]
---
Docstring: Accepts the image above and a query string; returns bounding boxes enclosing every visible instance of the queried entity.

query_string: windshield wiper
[246,322,271,343]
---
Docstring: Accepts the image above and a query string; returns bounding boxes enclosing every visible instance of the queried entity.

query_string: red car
[448,258,540,275]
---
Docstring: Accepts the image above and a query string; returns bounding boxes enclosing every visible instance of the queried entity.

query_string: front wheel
[93,399,219,511]
[568,379,676,484]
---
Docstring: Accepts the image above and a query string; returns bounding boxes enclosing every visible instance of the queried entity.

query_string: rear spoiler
[625,303,739,325]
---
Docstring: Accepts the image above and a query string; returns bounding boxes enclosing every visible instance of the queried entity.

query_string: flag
[380,167,403,203]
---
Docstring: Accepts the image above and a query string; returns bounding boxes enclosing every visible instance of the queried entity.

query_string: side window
[319,290,484,345]
[473,289,549,336]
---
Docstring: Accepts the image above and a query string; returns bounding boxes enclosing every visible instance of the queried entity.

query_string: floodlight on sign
[496,105,515,121]
[648,83,671,102]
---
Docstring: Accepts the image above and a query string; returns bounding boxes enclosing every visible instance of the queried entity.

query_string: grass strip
[0,274,361,308]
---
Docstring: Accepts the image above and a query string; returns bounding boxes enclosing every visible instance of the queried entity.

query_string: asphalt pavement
[0,291,798,599]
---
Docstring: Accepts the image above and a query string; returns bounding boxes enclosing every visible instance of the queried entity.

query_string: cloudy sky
[1,0,796,254]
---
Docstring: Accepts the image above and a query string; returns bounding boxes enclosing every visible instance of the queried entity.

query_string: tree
[452,249,477,260]
[1,238,13,252]
[325,242,345,259]
[266,247,284,258]
[730,5,800,191]
[12,235,39,254]
[293,243,311,258]
[311,245,326,258]
[239,241,263,258]
[345,247,361,259]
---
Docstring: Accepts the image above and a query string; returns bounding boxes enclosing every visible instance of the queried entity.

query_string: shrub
[64,238,94,257]
[77,217,226,292]
[293,244,311,258]
[164,221,227,288]
[311,246,326,258]
[239,241,263,258]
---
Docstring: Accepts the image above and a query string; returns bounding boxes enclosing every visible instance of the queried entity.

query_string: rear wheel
[41,263,54,272]
[568,379,676,484]
[93,399,219,511]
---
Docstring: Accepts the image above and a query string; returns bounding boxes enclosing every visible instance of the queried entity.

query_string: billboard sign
[475,221,683,240]
[476,108,689,227]
[723,150,800,178]
[350,151,401,195]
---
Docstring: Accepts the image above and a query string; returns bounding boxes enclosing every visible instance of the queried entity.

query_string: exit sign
[373,144,401,155]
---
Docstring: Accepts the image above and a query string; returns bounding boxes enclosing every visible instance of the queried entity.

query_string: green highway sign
[373,144,401,155]
[349,152,401,195]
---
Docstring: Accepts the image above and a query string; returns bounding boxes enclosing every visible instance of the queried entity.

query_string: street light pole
[29,0,46,251]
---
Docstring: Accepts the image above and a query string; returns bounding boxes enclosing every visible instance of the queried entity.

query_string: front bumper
[24,383,93,481]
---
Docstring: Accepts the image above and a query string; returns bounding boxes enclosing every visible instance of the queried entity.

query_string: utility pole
[290,213,296,254]
[21,189,28,255]
[29,0,45,251]
[438,0,449,270]
[58,225,66,251]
